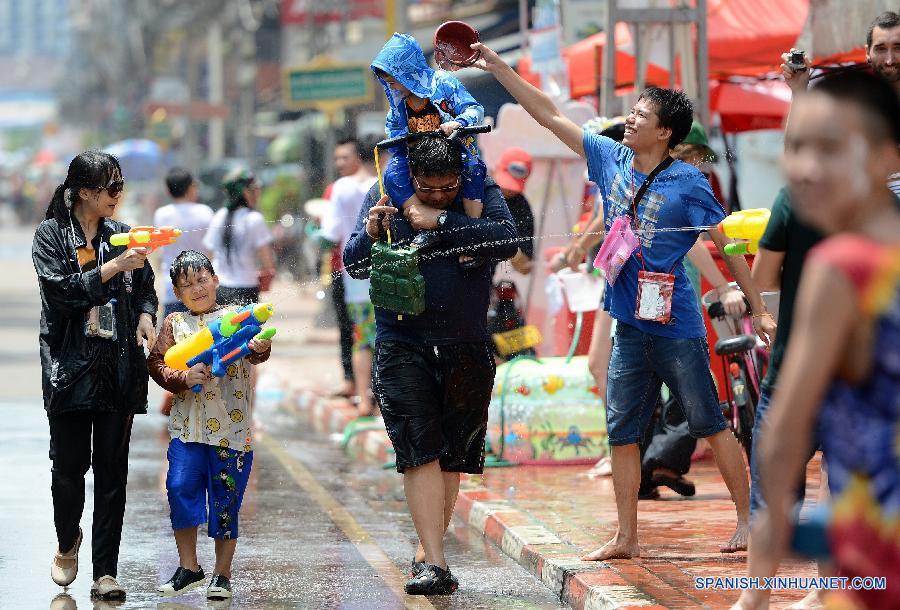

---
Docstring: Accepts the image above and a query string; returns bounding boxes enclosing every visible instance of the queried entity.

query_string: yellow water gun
[717,209,770,255]
[164,303,276,392]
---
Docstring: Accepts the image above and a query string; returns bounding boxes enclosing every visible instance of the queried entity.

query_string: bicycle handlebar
[707,302,726,319]
[375,124,492,150]
[707,297,751,320]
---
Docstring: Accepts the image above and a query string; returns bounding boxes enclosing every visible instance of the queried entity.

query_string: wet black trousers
[639,393,696,485]
[49,410,134,581]
[331,273,355,382]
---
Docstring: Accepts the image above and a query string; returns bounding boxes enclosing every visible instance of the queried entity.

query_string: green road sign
[283,62,373,110]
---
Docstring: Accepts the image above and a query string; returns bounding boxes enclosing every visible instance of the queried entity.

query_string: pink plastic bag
[593,215,639,285]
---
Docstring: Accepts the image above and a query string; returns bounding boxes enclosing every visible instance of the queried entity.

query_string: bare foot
[785,589,825,609]
[580,537,640,561]
[729,589,769,610]
[586,456,612,478]
[720,521,749,553]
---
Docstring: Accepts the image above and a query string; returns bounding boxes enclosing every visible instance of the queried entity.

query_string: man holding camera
[783,11,900,196]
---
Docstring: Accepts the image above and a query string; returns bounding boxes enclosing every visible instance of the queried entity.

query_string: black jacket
[32,215,158,417]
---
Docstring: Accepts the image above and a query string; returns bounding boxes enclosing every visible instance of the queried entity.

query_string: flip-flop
[638,485,660,500]
[652,473,696,497]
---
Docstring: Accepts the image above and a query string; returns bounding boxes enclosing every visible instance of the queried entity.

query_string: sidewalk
[265,280,821,609]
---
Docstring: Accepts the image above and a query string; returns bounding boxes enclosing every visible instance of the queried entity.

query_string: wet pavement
[291,389,826,610]
[0,226,567,609]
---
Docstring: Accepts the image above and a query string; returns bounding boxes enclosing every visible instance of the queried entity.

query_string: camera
[85,300,117,340]
[787,49,807,73]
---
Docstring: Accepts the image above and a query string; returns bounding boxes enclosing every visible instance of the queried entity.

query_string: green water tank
[369,241,426,316]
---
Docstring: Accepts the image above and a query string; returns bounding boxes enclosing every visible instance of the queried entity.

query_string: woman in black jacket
[32,151,158,601]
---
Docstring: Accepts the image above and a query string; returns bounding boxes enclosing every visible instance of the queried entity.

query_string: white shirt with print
[167,308,255,452]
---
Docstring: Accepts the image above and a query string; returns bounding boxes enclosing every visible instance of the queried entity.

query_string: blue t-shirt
[584,131,726,338]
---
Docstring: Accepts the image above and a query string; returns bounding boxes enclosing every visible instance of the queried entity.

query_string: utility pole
[207,21,225,161]
[237,31,257,161]
[184,39,201,169]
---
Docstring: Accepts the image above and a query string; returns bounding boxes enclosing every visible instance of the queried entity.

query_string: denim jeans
[606,322,727,446]
[749,385,818,522]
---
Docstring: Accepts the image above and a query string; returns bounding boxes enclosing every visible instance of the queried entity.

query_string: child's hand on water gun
[185,363,209,389]
[248,337,272,354]
[440,121,462,136]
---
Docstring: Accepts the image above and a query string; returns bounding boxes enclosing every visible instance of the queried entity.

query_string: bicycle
[704,298,764,464]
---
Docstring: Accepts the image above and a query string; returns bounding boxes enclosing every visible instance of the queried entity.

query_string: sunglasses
[412,175,460,193]
[98,180,125,197]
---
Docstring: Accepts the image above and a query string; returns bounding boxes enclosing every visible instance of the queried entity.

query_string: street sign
[283,59,374,112]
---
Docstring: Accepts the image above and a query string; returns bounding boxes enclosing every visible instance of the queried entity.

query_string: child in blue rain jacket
[371,33,487,226]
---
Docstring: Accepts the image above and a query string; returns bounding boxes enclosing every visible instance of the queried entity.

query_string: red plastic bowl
[434,21,481,69]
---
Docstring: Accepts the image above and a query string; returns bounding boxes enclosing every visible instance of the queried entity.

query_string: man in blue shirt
[472,43,776,560]
[343,135,518,595]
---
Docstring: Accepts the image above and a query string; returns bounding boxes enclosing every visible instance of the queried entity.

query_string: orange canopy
[706,0,808,78]
[518,0,868,92]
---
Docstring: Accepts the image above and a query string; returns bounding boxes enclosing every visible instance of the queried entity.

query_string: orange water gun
[110,226,182,251]
[717,209,770,255]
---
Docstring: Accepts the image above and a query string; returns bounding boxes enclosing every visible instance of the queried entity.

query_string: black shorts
[217,286,260,307]
[373,341,496,474]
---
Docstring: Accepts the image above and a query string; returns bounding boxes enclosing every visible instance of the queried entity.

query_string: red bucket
[434,21,481,70]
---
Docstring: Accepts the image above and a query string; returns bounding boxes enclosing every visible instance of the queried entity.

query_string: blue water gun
[175,303,277,393]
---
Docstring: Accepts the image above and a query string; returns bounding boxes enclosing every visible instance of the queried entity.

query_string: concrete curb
[279,384,682,610]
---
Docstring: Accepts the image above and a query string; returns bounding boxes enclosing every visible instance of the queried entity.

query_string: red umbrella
[710,80,791,133]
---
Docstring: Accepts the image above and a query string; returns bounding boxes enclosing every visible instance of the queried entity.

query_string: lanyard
[629,156,675,272]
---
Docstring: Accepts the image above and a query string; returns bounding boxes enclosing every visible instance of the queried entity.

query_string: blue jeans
[606,322,727,446]
[749,386,817,522]
[749,386,773,520]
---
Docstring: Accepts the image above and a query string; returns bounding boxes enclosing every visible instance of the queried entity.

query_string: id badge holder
[635,271,675,323]
[84,299,117,340]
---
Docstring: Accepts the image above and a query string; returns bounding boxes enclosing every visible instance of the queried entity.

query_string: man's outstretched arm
[471,42,585,158]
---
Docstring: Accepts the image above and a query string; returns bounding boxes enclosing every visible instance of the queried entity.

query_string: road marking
[258,434,435,610]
